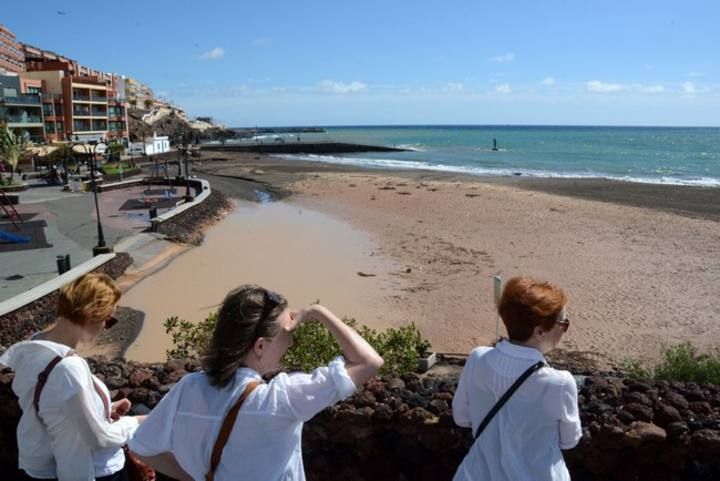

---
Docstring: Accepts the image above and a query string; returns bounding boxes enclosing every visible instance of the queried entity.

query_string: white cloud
[445,82,464,93]
[586,80,625,93]
[541,77,555,86]
[252,37,273,48]
[683,82,697,95]
[686,72,703,78]
[495,83,512,94]
[640,85,665,94]
[318,80,368,94]
[488,52,515,63]
[198,47,225,61]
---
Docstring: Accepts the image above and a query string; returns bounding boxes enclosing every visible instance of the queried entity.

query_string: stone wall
[0,253,132,350]
[154,190,231,245]
[0,356,718,481]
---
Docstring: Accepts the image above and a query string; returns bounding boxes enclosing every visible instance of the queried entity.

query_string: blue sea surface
[264,125,720,187]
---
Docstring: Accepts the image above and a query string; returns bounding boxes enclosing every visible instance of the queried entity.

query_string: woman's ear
[252,337,265,357]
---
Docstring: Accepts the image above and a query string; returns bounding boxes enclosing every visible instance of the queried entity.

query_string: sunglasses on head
[255,290,281,338]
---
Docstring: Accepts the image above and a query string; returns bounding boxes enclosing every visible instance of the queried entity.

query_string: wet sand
[189,152,720,365]
[123,200,405,362]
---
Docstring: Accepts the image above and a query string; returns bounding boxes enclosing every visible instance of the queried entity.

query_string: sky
[4,0,719,127]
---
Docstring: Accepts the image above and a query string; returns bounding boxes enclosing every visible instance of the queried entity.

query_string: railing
[90,95,107,102]
[73,94,91,101]
[1,95,41,105]
[92,110,108,117]
[4,114,43,124]
[73,109,91,116]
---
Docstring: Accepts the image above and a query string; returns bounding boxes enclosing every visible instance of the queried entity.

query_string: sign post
[493,275,502,341]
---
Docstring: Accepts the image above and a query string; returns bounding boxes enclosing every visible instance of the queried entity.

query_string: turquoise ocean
[263,125,720,187]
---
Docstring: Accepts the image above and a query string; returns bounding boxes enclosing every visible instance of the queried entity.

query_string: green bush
[622,342,720,384]
[164,312,431,375]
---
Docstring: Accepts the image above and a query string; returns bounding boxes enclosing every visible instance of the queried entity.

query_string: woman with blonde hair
[129,284,383,481]
[452,276,582,481]
[0,272,144,481]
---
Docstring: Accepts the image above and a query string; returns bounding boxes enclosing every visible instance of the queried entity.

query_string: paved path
[0,181,183,302]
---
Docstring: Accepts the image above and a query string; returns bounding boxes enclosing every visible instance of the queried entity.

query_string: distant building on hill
[0,24,25,73]
[121,76,154,110]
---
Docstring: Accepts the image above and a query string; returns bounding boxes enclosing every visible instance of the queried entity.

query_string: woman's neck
[35,318,84,349]
[508,338,546,354]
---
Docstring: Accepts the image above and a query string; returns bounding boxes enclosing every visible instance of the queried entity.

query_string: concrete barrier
[0,253,116,317]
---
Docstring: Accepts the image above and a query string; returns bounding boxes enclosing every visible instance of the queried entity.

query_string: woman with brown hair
[452,276,581,481]
[129,284,383,481]
[0,273,143,481]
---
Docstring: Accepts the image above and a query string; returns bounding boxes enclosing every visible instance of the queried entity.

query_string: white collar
[496,340,546,362]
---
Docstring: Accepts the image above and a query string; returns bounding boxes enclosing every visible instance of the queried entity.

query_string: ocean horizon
[229,125,720,188]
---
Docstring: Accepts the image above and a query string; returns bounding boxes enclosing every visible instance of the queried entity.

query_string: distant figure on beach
[0,273,145,481]
[129,285,383,481]
[492,138,498,151]
[452,276,581,481]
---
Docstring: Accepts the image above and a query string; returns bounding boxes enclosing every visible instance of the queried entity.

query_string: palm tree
[143,98,153,110]
[0,126,29,184]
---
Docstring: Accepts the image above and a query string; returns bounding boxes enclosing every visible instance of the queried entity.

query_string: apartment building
[0,72,44,142]
[20,43,130,144]
[0,24,25,74]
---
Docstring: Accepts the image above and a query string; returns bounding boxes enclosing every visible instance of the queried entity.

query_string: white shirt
[129,356,356,481]
[452,341,582,481]
[0,340,139,480]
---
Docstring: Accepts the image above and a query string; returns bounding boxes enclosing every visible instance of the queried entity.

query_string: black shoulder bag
[474,360,546,440]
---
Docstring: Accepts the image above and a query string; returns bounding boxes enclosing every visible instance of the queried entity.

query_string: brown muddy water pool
[123,200,404,362]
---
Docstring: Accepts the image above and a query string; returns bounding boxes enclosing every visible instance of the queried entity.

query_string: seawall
[201,141,408,155]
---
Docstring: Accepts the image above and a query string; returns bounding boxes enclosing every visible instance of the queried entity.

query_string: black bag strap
[34,351,76,419]
[474,360,546,440]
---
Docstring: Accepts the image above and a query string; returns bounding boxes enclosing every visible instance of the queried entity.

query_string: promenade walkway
[0,181,183,303]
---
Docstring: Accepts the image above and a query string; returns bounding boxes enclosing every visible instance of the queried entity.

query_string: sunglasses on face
[104,316,119,330]
[556,315,570,333]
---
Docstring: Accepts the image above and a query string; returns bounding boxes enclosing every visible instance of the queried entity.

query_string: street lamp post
[174,132,193,202]
[73,136,113,256]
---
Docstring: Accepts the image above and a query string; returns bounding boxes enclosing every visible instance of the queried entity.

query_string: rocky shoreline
[1,355,718,480]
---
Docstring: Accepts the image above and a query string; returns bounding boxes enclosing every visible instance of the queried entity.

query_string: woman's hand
[111,399,131,421]
[289,305,320,331]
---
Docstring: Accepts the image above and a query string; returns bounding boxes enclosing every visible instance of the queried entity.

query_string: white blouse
[452,341,582,481]
[0,340,139,480]
[129,356,356,481]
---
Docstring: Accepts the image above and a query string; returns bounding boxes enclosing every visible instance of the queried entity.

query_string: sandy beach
[172,152,720,366]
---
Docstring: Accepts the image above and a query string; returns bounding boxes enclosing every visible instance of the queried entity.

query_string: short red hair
[498,277,567,342]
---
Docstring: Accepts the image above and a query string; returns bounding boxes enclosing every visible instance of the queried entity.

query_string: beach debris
[370,195,377,200]
[427,188,438,192]
[357,271,376,277]
[465,193,481,198]
[348,183,357,187]
[405,268,412,273]
[397,191,412,195]
[379,186,395,190]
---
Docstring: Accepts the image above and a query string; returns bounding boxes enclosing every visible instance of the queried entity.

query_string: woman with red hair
[452,276,581,481]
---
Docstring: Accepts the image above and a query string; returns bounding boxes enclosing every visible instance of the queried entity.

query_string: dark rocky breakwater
[1,354,719,481]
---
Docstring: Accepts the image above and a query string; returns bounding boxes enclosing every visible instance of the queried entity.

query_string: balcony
[1,95,41,106]
[73,108,91,117]
[73,94,91,102]
[90,95,107,102]
[3,113,43,125]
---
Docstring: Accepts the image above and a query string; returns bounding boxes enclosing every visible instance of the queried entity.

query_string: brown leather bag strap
[206,381,260,481]
[91,377,112,421]
[33,351,76,417]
